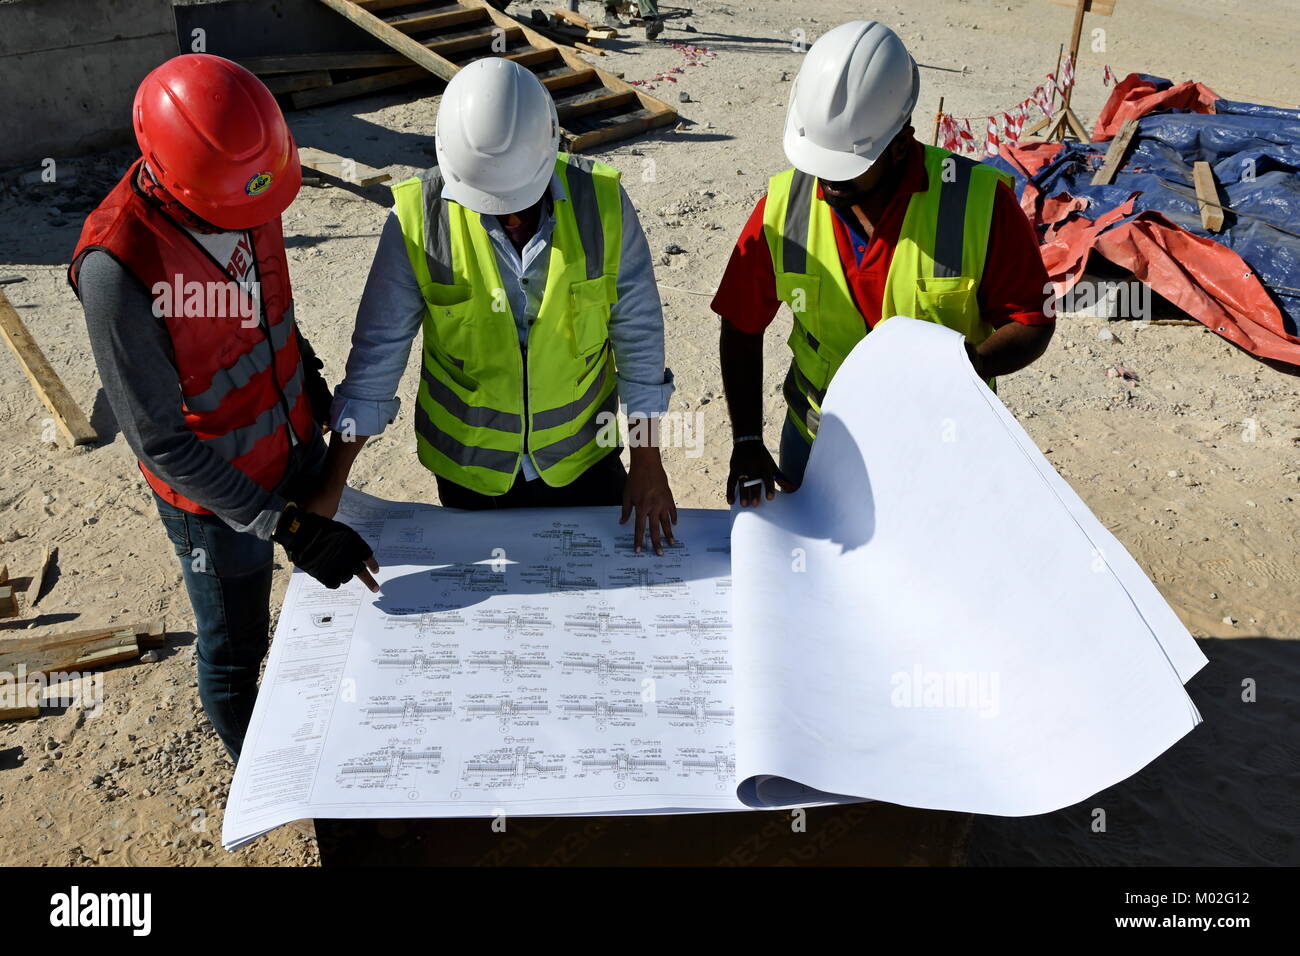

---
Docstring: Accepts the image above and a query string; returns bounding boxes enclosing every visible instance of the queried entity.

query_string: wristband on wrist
[733,434,763,444]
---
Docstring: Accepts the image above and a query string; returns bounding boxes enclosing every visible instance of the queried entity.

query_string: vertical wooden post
[931,96,945,146]
[1061,0,1088,114]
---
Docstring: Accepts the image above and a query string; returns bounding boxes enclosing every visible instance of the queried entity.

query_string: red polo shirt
[711,142,1052,333]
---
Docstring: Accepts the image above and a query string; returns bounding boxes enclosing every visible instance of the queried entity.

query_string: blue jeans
[778,415,813,488]
[153,434,326,761]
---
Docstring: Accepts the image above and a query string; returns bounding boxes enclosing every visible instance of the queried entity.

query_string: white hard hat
[783,21,920,182]
[435,58,560,215]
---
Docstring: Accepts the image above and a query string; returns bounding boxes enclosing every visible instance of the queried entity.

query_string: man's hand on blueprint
[727,440,795,507]
[273,503,381,591]
[621,445,678,555]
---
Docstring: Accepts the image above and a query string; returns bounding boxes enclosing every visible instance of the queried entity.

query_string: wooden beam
[425,27,523,57]
[0,291,97,447]
[500,49,559,69]
[569,112,670,152]
[931,96,945,146]
[29,546,54,608]
[457,0,678,121]
[261,71,334,96]
[550,7,618,38]
[316,0,677,149]
[240,52,409,74]
[0,620,165,679]
[298,147,391,186]
[1059,0,1088,115]
[557,89,635,122]
[1062,105,1090,141]
[1092,118,1138,185]
[290,65,428,109]
[317,0,462,82]
[390,8,487,34]
[541,68,598,93]
[0,703,41,722]
[1193,161,1225,232]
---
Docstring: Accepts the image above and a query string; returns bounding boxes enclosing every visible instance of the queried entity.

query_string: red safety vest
[69,158,314,515]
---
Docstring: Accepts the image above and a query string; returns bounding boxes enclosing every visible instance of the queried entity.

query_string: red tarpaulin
[997,75,1300,367]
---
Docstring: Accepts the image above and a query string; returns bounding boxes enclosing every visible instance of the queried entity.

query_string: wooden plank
[457,0,680,126]
[1091,118,1138,185]
[261,71,334,96]
[556,89,635,122]
[317,0,463,82]
[0,585,16,620]
[316,0,677,149]
[298,147,391,186]
[0,620,164,656]
[1063,105,1090,141]
[0,703,41,722]
[29,546,54,608]
[1193,161,1225,232]
[0,291,97,447]
[290,65,427,109]
[0,620,164,678]
[390,7,486,34]
[240,52,409,74]
[426,26,523,57]
[500,48,560,69]
[551,7,618,38]
[4,634,139,677]
[541,68,598,93]
[568,111,675,152]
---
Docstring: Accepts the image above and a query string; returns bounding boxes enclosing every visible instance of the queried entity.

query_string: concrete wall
[0,0,178,171]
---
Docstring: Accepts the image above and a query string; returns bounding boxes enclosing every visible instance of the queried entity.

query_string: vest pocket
[912,276,977,332]
[570,276,612,359]
[775,272,820,320]
[422,288,480,390]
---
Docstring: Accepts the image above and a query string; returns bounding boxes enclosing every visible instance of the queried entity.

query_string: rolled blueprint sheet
[730,316,1206,817]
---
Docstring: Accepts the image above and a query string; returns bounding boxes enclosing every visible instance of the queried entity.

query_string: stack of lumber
[0,620,166,683]
[527,7,619,55]
[313,0,678,150]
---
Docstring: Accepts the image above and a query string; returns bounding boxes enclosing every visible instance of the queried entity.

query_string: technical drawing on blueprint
[222,489,743,847]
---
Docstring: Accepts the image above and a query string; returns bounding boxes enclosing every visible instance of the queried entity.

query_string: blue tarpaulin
[991,76,1300,364]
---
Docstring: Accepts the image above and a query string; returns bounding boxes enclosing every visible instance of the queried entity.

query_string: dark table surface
[315,803,971,866]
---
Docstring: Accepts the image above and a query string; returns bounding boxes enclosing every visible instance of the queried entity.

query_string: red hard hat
[133,54,301,230]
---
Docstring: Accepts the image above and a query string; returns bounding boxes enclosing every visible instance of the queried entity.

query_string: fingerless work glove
[273,503,372,589]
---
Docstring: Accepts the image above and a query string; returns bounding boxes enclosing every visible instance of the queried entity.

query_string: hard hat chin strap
[137,161,226,235]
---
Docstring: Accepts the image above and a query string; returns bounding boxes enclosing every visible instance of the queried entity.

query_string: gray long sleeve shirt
[77,249,302,538]
[329,173,674,480]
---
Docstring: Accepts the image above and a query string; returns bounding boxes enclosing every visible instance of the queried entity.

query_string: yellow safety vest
[391,153,623,495]
[763,145,1012,442]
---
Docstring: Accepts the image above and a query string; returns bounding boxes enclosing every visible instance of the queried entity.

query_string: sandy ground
[0,0,1297,866]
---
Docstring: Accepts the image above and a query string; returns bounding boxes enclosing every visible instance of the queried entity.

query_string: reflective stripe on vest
[764,145,1010,442]
[392,153,623,495]
[183,303,297,413]
[201,363,304,461]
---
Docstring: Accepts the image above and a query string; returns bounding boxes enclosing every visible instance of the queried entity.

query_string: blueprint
[222,496,749,848]
[222,318,1207,850]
